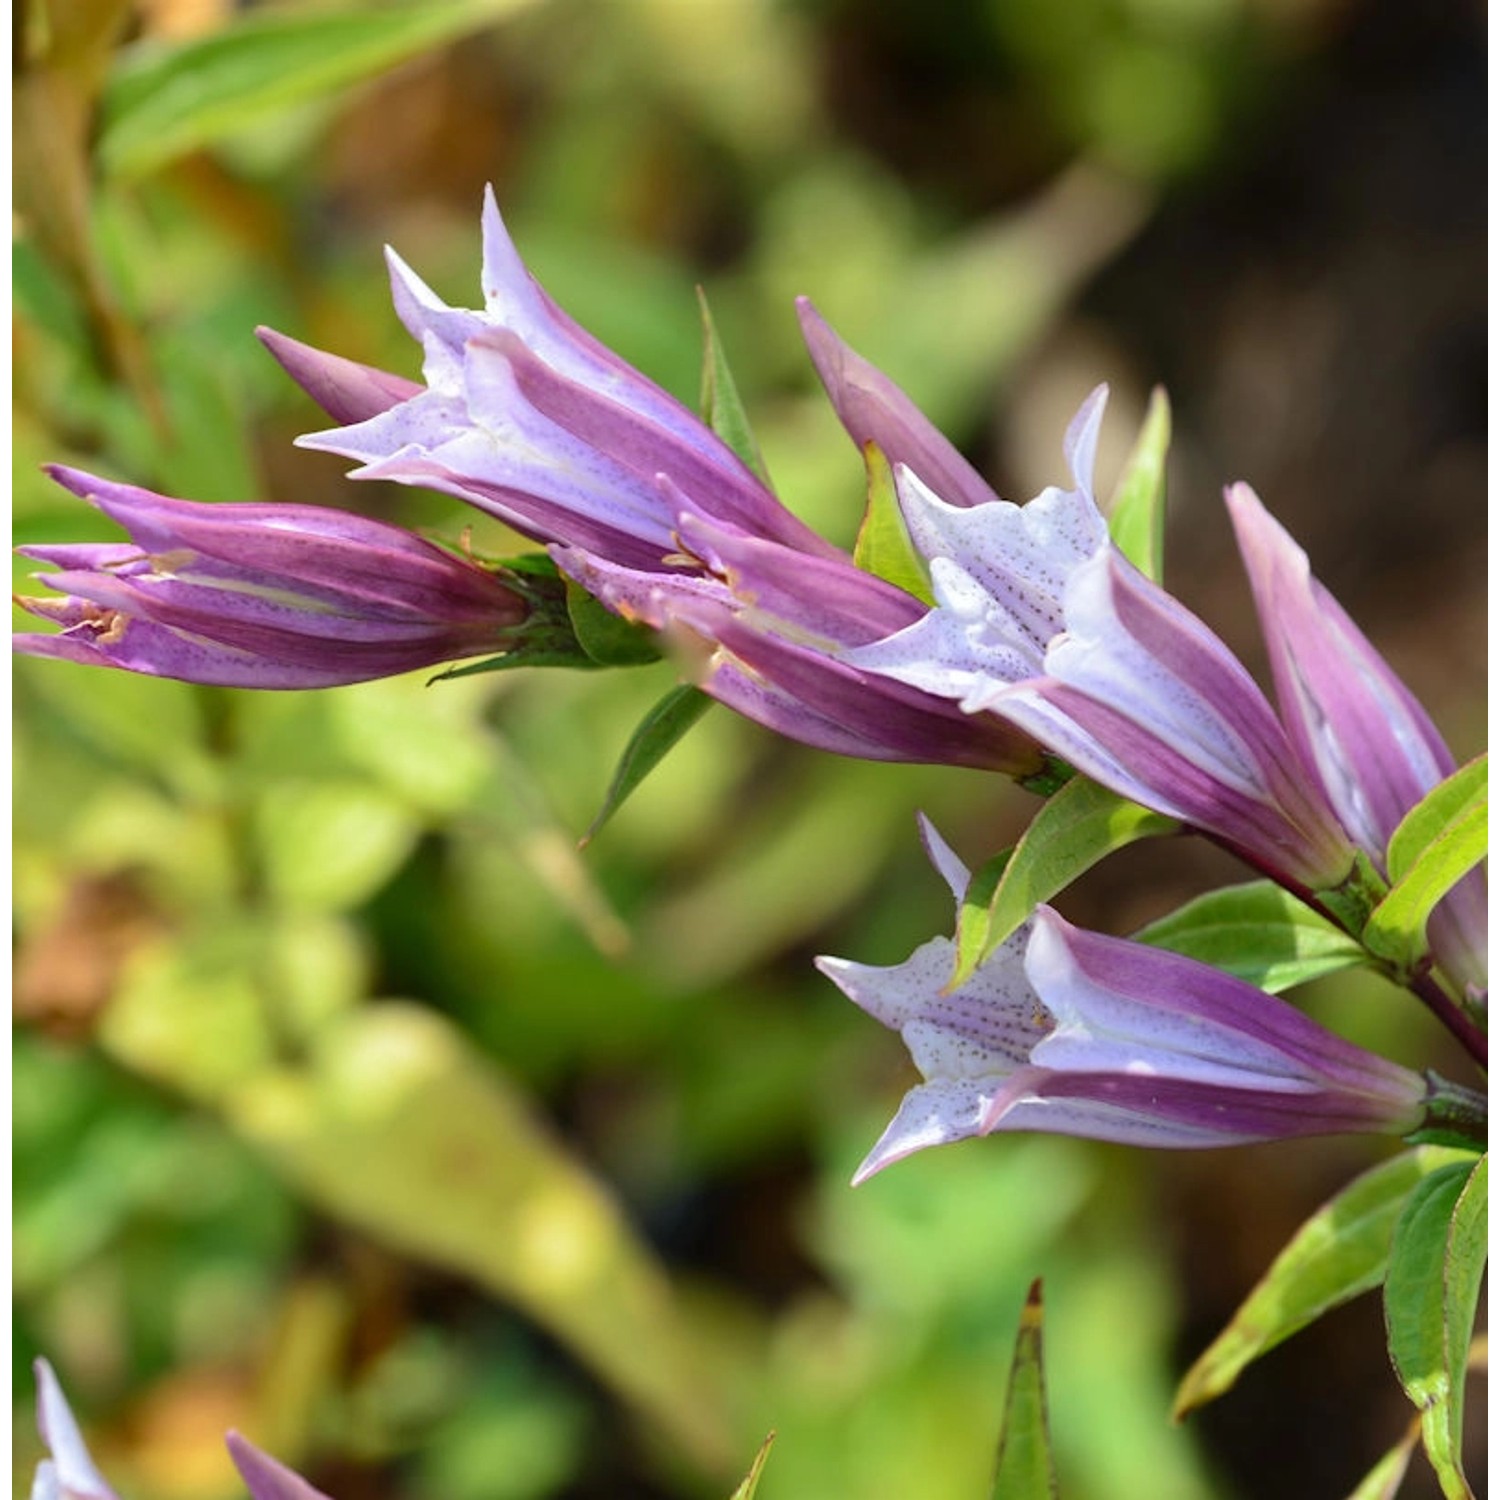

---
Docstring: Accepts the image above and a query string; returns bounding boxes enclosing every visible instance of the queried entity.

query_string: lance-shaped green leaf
[1173,1146,1471,1419]
[1386,756,1488,883]
[99,0,537,177]
[1134,881,1366,995]
[727,1433,777,1500]
[580,685,713,847]
[1383,1154,1485,1500]
[954,777,1177,985]
[1344,1420,1421,1500]
[1362,761,1487,969]
[697,289,771,484]
[853,444,935,604]
[1105,386,1170,583]
[992,1279,1060,1500]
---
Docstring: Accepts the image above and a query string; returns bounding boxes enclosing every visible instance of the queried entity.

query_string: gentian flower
[278,186,838,571]
[813,368,1361,895]
[1226,483,1487,995]
[15,467,528,688]
[29,1360,331,1500]
[818,823,1428,1182]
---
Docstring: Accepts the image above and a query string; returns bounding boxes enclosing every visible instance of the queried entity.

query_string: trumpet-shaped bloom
[29,1361,331,1500]
[818,823,1427,1182]
[285,186,838,571]
[15,467,528,688]
[841,389,1358,892]
[1226,483,1487,992]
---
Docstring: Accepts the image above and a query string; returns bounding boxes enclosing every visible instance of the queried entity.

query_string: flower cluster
[16,187,1484,1169]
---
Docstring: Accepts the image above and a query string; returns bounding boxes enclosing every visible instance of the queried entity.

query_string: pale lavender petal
[843,554,1045,705]
[843,398,1113,697]
[853,1079,997,1182]
[256,328,421,424]
[33,1361,119,1500]
[797,298,998,511]
[226,1433,334,1500]
[816,920,1041,1076]
[916,813,971,904]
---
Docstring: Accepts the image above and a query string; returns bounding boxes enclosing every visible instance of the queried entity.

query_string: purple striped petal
[1226,483,1487,990]
[225,1433,334,1500]
[553,543,1038,770]
[256,328,421,424]
[798,298,1000,511]
[991,550,1358,891]
[297,187,828,571]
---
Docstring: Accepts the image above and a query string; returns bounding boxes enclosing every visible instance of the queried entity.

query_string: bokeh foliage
[13,1,1483,1497]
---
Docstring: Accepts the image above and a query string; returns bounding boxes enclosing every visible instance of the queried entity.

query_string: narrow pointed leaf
[1362,791,1487,969]
[697,289,771,484]
[1134,881,1366,994]
[853,444,935,604]
[957,778,1176,983]
[953,847,1015,981]
[1174,1146,1470,1419]
[1105,386,1170,582]
[1383,1154,1484,1500]
[992,1280,1059,1500]
[727,1433,776,1500]
[1343,1420,1421,1500]
[581,685,713,846]
[1386,756,1487,884]
[1437,1158,1486,1491]
[99,0,536,178]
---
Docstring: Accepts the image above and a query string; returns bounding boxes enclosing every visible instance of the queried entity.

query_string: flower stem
[1410,970,1488,1071]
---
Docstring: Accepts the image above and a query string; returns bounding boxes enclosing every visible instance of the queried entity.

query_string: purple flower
[15,467,528,688]
[279,187,838,571]
[29,1360,331,1500]
[1226,483,1487,993]
[838,389,1360,894]
[818,823,1427,1182]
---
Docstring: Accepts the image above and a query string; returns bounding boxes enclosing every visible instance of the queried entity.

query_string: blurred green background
[12,1,1484,1497]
